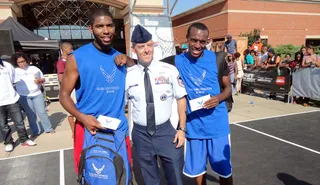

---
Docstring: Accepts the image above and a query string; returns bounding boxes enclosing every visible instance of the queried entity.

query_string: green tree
[274,44,301,60]
[239,28,261,47]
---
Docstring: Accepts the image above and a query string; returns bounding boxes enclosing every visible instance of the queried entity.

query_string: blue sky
[164,0,211,16]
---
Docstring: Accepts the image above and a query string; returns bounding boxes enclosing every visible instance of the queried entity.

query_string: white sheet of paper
[189,94,211,112]
[97,115,121,130]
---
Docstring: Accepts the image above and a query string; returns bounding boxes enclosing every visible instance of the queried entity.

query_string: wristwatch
[177,127,187,132]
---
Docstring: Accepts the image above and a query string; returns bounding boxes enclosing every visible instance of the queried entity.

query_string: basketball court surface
[0,111,319,185]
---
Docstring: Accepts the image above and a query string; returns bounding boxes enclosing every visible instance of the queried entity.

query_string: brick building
[172,0,320,48]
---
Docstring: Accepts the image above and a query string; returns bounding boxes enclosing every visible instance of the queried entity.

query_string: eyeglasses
[17,60,26,64]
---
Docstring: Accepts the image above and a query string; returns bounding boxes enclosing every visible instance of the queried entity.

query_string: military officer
[126,24,187,185]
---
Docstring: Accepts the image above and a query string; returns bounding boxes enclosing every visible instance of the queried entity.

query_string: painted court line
[0,147,73,161]
[60,150,65,185]
[233,123,320,155]
[230,110,319,124]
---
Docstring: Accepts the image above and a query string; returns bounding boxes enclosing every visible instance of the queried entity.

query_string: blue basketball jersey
[175,50,230,139]
[73,43,128,132]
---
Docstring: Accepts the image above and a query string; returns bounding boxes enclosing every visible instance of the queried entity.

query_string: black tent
[0,16,59,50]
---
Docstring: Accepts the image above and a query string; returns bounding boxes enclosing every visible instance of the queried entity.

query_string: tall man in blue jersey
[175,23,233,185]
[59,8,129,174]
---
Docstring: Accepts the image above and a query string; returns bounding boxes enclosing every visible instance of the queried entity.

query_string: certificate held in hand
[189,94,211,112]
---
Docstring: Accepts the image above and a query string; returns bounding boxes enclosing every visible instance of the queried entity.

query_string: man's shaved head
[60,42,73,57]
[61,42,72,51]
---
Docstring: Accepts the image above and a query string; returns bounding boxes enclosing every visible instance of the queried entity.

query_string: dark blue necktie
[144,67,156,136]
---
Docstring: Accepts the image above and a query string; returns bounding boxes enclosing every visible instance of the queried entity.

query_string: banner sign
[131,14,176,60]
[128,14,177,138]
[242,67,291,93]
[292,68,320,100]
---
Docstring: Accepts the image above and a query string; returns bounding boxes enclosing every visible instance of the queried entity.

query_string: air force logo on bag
[78,131,131,185]
[89,163,108,179]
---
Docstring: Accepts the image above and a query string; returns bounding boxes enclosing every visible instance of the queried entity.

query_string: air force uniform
[126,25,187,185]
[126,61,186,126]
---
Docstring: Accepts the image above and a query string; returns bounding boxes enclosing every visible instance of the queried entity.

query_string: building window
[18,0,109,40]
[260,35,268,46]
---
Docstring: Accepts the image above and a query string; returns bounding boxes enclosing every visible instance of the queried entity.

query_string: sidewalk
[0,94,318,159]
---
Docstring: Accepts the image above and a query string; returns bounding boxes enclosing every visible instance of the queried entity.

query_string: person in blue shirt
[175,23,233,185]
[59,8,129,174]
[224,34,237,55]
[244,49,255,66]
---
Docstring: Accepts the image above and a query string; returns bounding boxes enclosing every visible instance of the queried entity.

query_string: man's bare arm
[58,74,63,83]
[59,54,103,134]
[177,96,187,129]
[174,96,187,148]
[59,55,82,120]
[218,76,232,102]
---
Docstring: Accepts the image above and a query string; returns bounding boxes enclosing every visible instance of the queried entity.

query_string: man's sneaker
[46,130,56,134]
[21,139,37,147]
[5,144,14,152]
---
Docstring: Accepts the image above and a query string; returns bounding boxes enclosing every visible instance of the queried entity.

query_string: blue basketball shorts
[183,134,232,178]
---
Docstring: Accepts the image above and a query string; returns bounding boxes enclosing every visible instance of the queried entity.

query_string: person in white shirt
[234,52,244,95]
[0,59,36,152]
[126,25,187,185]
[11,53,55,136]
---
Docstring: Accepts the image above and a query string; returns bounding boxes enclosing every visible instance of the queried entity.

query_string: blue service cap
[131,24,152,43]
[227,34,232,38]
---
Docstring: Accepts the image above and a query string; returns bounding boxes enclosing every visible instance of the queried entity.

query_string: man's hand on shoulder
[114,54,137,67]
[114,54,128,66]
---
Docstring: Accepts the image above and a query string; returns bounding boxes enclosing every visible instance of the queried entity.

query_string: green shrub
[273,44,301,60]
[314,45,320,55]
[239,28,261,47]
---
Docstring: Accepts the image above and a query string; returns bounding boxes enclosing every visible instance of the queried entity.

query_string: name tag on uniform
[97,115,121,130]
[189,94,211,112]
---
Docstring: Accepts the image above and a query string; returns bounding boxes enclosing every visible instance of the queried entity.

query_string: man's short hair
[60,42,72,50]
[88,8,113,26]
[186,22,209,38]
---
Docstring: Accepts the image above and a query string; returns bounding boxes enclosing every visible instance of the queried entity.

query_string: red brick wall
[172,1,228,27]
[172,1,229,44]
[172,0,320,46]
[228,13,319,47]
[227,0,320,46]
[228,0,320,13]
[173,13,228,44]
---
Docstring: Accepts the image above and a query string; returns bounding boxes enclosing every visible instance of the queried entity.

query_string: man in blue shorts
[175,23,233,185]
